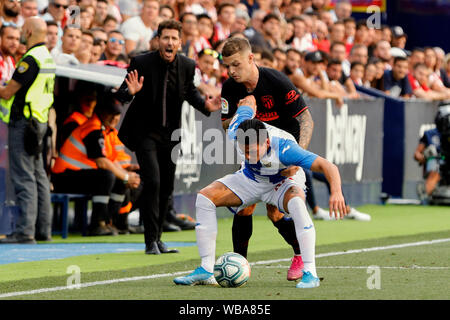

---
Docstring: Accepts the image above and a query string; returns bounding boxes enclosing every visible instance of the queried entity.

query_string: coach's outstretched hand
[205,95,222,112]
[125,70,144,96]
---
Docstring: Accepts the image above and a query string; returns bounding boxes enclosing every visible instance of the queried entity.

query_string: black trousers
[135,137,177,245]
[52,169,126,227]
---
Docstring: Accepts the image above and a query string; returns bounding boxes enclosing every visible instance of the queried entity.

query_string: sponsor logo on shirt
[256,110,279,121]
[285,90,300,105]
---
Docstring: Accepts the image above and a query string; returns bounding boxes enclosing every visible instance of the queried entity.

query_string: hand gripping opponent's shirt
[228,105,318,184]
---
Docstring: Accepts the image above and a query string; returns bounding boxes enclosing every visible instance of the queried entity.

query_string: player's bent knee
[282,187,305,213]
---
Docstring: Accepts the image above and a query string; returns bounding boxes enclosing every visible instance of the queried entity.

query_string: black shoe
[167,210,196,231]
[157,240,179,253]
[0,233,36,244]
[106,225,119,236]
[173,216,196,230]
[128,225,145,234]
[145,241,161,255]
[163,221,181,232]
[116,227,130,235]
[35,234,52,242]
[88,225,113,236]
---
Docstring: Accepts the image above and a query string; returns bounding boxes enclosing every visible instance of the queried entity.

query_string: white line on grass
[0,237,449,299]
[252,265,450,270]
[249,238,450,266]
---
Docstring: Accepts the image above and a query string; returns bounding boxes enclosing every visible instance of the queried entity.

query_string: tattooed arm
[296,109,314,149]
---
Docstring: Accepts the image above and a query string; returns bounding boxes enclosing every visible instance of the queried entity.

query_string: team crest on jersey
[261,95,274,109]
[221,97,229,114]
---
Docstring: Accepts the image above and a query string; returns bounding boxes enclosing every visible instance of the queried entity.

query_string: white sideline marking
[249,238,450,266]
[253,265,450,270]
[0,238,449,299]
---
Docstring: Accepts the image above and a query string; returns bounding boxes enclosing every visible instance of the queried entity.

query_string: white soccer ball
[214,252,251,288]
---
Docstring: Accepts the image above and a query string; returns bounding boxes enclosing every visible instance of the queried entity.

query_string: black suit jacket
[116,51,210,151]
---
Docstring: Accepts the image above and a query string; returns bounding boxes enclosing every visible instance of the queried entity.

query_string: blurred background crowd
[1,0,449,105]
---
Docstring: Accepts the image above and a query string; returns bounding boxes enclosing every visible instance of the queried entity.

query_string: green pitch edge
[0,204,448,282]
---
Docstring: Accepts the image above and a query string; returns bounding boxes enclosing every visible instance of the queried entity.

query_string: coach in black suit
[116,20,221,254]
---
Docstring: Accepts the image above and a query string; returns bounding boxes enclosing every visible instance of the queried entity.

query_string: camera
[434,103,450,184]
[430,103,450,205]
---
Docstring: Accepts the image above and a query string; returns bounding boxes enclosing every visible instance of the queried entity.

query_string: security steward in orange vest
[58,91,96,151]
[52,94,140,236]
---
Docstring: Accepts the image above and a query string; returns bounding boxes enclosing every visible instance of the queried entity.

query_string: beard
[4,7,20,18]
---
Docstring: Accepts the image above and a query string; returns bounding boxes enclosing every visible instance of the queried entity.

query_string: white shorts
[217,169,306,214]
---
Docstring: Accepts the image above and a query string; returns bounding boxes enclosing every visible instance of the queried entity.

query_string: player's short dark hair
[237,119,269,146]
[222,37,251,57]
[157,19,182,37]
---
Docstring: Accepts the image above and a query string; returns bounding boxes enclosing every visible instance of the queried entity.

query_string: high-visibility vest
[52,114,112,173]
[0,45,55,124]
[52,114,133,173]
[63,111,88,127]
[107,129,131,169]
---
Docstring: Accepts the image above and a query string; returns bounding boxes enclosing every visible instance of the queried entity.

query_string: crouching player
[174,96,348,288]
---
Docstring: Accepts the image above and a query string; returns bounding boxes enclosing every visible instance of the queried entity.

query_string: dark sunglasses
[109,37,125,45]
[94,38,107,45]
[52,3,69,9]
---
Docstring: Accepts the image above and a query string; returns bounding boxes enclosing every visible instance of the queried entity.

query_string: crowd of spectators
[1,0,449,238]
[1,0,449,102]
